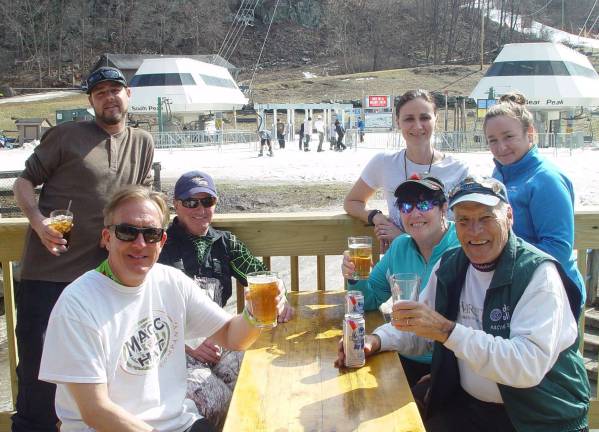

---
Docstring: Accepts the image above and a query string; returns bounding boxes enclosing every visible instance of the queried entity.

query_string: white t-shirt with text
[39,264,232,432]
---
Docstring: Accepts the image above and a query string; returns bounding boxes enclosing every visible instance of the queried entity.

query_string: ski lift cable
[248,0,281,94]
[216,2,245,59]
[220,0,257,62]
[217,0,252,63]
[221,0,261,62]
[217,0,252,61]
[587,8,599,34]
[223,1,262,62]
[579,0,598,37]
[224,22,252,63]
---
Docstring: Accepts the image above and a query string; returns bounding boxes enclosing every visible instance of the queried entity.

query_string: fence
[0,171,40,218]
[0,164,163,218]
[151,130,258,150]
[344,130,594,153]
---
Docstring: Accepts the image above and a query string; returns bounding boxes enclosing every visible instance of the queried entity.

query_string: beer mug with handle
[245,271,286,328]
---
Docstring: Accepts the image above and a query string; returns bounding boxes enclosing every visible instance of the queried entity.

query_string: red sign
[367,95,388,108]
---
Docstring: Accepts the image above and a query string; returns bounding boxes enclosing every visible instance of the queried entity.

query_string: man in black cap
[11,65,154,432]
[337,176,589,432]
[158,170,292,429]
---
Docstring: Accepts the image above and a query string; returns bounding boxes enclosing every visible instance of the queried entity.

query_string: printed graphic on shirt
[459,300,483,329]
[120,311,178,374]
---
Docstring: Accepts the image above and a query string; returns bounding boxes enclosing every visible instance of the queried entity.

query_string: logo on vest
[489,305,511,331]
[120,311,178,374]
[490,308,503,322]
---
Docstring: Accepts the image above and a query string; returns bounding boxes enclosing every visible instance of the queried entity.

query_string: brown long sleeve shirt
[19,120,154,282]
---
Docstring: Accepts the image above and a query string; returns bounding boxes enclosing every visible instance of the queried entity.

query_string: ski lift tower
[238,7,255,26]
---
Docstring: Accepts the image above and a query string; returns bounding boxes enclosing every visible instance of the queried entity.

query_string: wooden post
[317,255,326,291]
[262,256,271,270]
[587,249,599,306]
[2,261,18,407]
[290,256,299,292]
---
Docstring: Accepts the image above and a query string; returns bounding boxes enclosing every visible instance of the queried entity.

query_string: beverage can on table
[345,290,364,315]
[343,313,365,368]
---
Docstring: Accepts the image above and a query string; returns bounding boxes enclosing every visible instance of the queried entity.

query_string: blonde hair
[483,92,534,133]
[103,185,170,228]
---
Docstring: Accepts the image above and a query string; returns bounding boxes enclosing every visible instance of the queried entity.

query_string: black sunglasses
[107,224,164,243]
[180,196,217,209]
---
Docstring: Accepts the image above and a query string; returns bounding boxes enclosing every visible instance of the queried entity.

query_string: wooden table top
[223,291,425,432]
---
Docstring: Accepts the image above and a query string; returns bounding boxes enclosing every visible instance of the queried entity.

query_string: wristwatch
[367,209,382,226]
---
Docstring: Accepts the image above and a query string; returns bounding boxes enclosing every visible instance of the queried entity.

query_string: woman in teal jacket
[342,175,460,386]
[484,92,585,304]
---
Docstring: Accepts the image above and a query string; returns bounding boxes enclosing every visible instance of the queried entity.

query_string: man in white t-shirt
[335,176,589,432]
[39,186,285,432]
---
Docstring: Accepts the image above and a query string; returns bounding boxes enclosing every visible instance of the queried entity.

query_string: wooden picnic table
[223,290,426,432]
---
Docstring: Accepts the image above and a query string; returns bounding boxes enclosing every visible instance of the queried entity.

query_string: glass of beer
[390,273,420,325]
[245,271,284,328]
[348,236,372,280]
[49,209,74,250]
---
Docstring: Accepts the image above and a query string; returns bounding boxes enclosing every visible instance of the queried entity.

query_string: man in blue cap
[11,65,154,431]
[337,176,589,432]
[159,170,292,429]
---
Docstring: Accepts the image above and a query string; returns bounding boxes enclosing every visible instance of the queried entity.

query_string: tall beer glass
[348,236,372,280]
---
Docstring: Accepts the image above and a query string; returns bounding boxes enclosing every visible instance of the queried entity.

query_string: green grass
[0,93,89,134]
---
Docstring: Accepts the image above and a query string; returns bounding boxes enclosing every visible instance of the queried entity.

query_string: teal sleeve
[350,249,392,311]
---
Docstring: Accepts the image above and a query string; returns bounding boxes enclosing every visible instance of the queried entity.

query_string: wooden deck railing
[1,210,598,430]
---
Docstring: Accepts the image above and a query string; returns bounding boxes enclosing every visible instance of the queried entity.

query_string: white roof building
[129,58,248,120]
[470,42,599,110]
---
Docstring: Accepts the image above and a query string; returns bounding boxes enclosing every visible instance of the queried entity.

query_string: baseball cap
[174,171,218,200]
[84,67,127,94]
[448,176,508,209]
[394,174,445,201]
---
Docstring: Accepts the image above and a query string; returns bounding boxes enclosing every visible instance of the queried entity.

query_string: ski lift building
[470,42,599,133]
[128,58,248,123]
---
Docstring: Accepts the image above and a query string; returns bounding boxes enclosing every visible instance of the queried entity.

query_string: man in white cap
[336,176,589,432]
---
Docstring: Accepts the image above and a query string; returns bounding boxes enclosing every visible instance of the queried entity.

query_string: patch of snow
[302,72,318,79]
[2,134,598,208]
[0,91,79,105]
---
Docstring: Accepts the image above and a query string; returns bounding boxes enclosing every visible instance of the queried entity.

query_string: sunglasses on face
[398,199,440,214]
[107,224,164,243]
[180,196,217,209]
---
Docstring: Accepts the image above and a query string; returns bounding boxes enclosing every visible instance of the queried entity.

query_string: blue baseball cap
[449,176,508,209]
[174,171,218,200]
